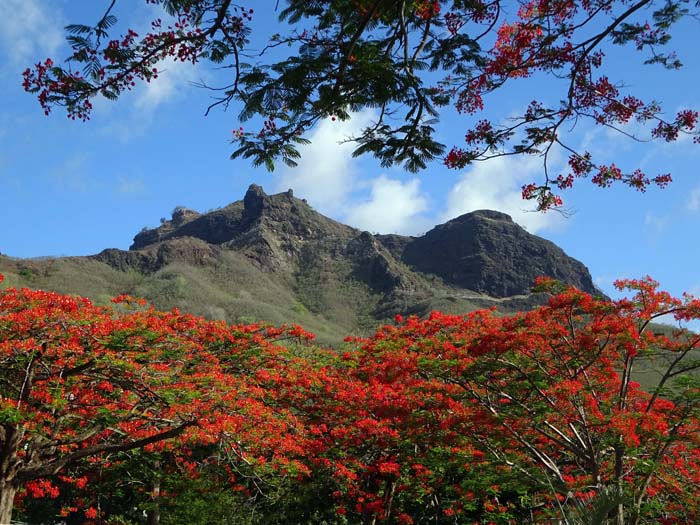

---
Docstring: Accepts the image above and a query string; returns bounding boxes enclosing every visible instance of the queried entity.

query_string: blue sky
[1,0,699,301]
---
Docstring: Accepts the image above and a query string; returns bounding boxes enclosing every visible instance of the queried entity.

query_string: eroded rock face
[171,207,200,225]
[346,232,417,294]
[131,185,356,254]
[130,204,244,249]
[402,210,597,297]
[104,185,598,310]
[95,238,220,274]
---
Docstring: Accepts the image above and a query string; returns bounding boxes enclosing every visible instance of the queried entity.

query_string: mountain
[0,185,600,343]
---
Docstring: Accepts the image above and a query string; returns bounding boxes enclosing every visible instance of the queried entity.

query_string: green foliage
[563,486,624,525]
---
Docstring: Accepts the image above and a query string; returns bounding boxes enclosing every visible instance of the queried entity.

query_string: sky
[1,0,699,302]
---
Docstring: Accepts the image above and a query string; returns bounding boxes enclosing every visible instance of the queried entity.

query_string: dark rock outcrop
[131,185,356,254]
[346,232,416,294]
[131,203,244,249]
[95,237,220,274]
[402,209,597,297]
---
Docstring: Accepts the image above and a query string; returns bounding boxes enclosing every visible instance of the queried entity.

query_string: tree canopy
[22,0,699,209]
[0,274,315,523]
[4,271,700,524]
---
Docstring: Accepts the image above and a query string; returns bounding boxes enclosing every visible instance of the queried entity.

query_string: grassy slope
[634,324,700,392]
[0,253,587,336]
[0,253,385,344]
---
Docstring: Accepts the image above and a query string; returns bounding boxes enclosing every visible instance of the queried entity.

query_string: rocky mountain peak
[1,182,607,344]
[241,184,271,221]
[402,209,597,297]
[129,185,357,268]
[237,185,356,246]
[462,209,513,222]
[120,185,599,309]
[171,206,200,225]
[240,184,321,234]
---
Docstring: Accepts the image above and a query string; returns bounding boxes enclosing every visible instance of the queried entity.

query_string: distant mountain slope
[0,185,601,343]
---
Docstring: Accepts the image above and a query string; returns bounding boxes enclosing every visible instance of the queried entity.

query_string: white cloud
[685,187,700,212]
[442,155,566,233]
[0,0,63,66]
[272,110,436,234]
[274,111,377,215]
[134,57,195,110]
[644,211,670,239]
[345,176,430,235]
[276,115,565,235]
[116,175,146,194]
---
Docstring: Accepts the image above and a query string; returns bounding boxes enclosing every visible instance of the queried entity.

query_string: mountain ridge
[0,184,600,343]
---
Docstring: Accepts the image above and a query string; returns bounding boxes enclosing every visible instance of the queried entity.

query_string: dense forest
[2,274,700,524]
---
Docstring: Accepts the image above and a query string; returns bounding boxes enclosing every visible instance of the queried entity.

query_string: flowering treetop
[0,273,316,523]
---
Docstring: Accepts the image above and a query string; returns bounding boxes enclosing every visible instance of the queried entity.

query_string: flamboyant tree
[336,278,700,524]
[0,273,315,524]
[255,277,700,524]
[258,346,466,524]
[22,0,699,209]
[5,265,700,524]
[285,333,528,524]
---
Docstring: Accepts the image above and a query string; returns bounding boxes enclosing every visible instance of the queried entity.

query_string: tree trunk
[613,443,625,525]
[146,476,161,525]
[616,502,625,525]
[383,480,396,521]
[0,479,17,525]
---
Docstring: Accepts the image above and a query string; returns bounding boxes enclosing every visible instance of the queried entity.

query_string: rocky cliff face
[401,210,597,297]
[127,185,357,268]
[131,186,356,249]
